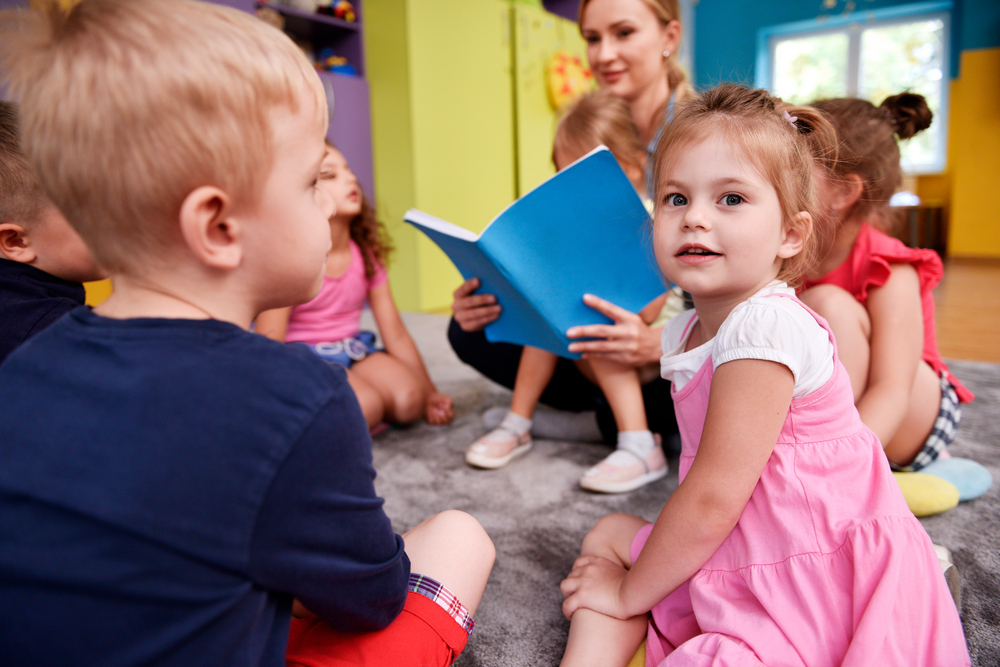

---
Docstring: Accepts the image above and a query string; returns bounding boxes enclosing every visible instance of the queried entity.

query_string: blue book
[404,146,665,359]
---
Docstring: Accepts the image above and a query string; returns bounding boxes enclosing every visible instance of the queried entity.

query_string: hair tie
[783,110,798,127]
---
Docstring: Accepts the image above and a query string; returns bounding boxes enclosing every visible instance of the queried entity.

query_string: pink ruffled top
[800,223,972,402]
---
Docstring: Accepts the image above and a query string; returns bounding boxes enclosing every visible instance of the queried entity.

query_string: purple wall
[323,71,374,201]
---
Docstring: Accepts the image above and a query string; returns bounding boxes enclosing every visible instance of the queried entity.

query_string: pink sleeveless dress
[632,294,969,666]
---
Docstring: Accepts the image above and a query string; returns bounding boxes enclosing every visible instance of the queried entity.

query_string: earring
[663,50,671,58]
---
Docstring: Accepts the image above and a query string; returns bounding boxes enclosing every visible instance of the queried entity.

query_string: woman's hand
[425,391,455,425]
[566,294,662,367]
[560,554,631,621]
[451,277,502,332]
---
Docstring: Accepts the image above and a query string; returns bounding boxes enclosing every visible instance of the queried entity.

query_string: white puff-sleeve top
[660,282,835,398]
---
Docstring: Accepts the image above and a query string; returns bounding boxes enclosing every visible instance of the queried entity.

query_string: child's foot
[580,432,667,493]
[482,405,603,443]
[465,427,532,469]
[934,544,962,609]
[466,411,533,469]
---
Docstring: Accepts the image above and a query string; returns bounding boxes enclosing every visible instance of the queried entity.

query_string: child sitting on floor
[466,90,683,493]
[0,2,492,666]
[558,84,968,666]
[0,101,104,364]
[801,93,988,511]
[256,143,454,429]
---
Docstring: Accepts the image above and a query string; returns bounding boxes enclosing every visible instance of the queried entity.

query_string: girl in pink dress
[257,144,454,429]
[558,85,969,666]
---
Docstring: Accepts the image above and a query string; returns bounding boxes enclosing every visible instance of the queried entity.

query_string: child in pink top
[257,145,453,428]
[558,85,968,666]
[800,93,972,471]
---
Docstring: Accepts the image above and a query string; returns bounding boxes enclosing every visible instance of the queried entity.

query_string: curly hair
[348,187,393,280]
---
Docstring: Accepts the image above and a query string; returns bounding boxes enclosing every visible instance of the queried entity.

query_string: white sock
[618,430,655,455]
[602,430,655,465]
[487,410,531,440]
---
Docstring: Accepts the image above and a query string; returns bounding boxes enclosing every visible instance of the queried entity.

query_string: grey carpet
[369,313,999,666]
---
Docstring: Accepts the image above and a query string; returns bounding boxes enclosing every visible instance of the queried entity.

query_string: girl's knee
[389,380,426,424]
[580,513,638,558]
[799,283,856,316]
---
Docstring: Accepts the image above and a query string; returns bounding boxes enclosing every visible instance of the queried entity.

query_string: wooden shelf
[256,2,360,32]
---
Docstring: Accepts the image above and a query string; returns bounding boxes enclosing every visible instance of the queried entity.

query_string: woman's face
[580,0,678,104]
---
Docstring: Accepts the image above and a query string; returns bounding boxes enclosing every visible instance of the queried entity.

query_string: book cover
[405,146,665,359]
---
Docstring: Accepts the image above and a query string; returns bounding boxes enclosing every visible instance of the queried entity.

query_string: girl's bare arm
[561,359,793,620]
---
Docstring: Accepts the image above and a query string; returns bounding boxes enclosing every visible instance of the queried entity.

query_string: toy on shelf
[546,50,594,111]
[317,0,356,22]
[315,47,358,76]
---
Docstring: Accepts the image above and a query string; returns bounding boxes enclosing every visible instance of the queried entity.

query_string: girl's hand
[566,294,661,367]
[452,278,502,332]
[425,392,455,425]
[559,554,631,621]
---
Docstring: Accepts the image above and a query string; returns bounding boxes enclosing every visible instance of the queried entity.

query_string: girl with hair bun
[800,93,976,480]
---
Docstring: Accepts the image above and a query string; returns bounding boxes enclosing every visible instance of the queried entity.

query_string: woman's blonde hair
[578,0,696,105]
[0,0,327,273]
[652,85,839,286]
[553,91,645,191]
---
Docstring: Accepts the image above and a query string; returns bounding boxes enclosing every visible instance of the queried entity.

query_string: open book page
[405,147,665,358]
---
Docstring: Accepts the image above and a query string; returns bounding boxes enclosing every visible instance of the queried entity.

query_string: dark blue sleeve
[247,365,409,633]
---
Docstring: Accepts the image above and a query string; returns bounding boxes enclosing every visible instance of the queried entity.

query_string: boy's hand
[559,554,631,621]
[425,392,455,425]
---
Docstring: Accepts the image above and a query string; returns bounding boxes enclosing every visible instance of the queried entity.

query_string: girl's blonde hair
[652,84,838,286]
[578,0,696,105]
[0,0,326,274]
[812,93,932,231]
[553,91,645,191]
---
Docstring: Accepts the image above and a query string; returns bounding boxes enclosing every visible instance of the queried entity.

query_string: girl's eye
[584,34,599,45]
[665,193,687,207]
[617,28,634,39]
[721,194,743,206]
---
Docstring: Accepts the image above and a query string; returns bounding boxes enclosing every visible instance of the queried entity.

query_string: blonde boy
[0,2,492,666]
[0,101,104,363]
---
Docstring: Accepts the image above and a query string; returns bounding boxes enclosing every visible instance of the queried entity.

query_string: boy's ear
[778,211,810,259]
[0,222,36,264]
[178,186,242,270]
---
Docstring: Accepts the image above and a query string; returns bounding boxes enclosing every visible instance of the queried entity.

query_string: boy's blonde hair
[553,90,645,190]
[653,85,838,286]
[0,101,49,228]
[0,0,327,273]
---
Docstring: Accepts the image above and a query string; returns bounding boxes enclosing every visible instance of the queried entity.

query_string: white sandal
[465,427,532,469]
[580,445,667,493]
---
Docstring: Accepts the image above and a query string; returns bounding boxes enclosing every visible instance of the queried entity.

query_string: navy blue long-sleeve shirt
[0,257,85,365]
[0,309,409,666]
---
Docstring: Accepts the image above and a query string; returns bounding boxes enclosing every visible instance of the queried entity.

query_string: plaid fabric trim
[408,573,475,635]
[892,371,961,472]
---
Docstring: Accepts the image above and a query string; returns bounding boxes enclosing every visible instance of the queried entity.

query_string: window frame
[756,1,952,175]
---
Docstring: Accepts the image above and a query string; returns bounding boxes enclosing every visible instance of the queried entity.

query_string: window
[757,2,950,174]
